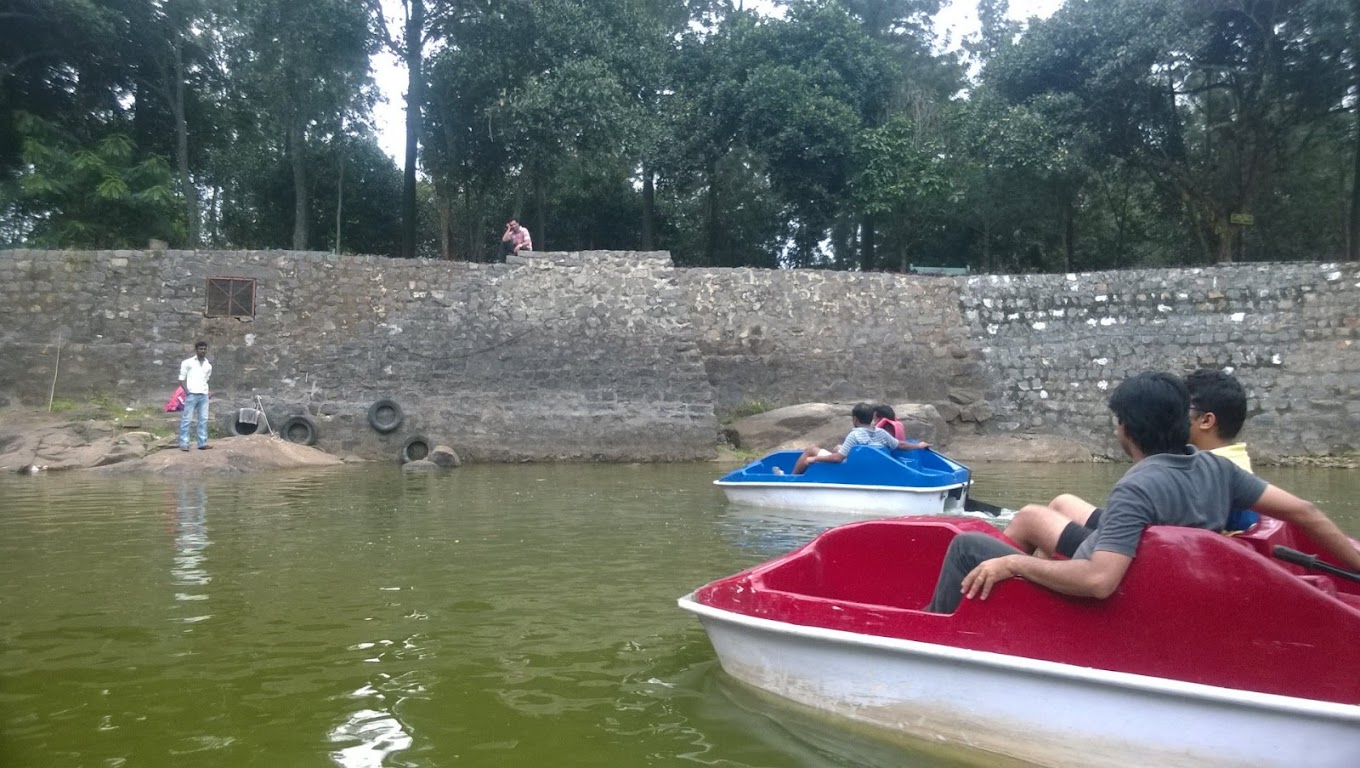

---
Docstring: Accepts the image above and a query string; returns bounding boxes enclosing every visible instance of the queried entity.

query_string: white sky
[370,0,1065,162]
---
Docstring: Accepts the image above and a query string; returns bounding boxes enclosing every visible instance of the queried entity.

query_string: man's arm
[1252,485,1360,571]
[961,550,1133,601]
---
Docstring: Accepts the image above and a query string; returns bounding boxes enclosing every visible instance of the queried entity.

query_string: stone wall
[958,264,1360,458]
[678,268,991,420]
[1,249,1356,461]
[0,248,717,462]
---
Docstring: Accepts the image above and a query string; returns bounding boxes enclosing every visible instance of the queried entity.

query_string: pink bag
[163,386,186,412]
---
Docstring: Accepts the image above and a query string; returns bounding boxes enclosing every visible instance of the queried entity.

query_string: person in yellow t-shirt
[1002,369,1257,557]
[1185,369,1257,530]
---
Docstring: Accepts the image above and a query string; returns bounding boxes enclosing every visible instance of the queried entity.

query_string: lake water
[2,461,1357,767]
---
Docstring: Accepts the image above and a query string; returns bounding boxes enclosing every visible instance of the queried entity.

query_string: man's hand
[961,554,1023,601]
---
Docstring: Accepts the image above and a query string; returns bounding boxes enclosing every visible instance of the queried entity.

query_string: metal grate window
[206,277,256,318]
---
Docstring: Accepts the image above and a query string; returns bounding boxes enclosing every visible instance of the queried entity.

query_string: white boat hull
[715,480,964,516]
[679,596,1360,768]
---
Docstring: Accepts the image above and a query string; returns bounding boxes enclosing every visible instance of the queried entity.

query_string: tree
[10,113,182,247]
[990,0,1354,264]
[230,0,375,250]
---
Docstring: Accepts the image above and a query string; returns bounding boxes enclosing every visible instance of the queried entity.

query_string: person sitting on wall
[1004,368,1256,559]
[499,219,533,258]
[792,402,925,475]
[922,371,1360,614]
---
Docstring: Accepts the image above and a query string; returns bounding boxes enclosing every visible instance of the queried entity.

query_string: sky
[369,0,1066,163]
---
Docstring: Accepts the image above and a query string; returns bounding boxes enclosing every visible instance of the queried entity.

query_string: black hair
[195,340,208,349]
[1184,368,1247,440]
[872,404,896,421]
[851,402,876,426]
[1107,372,1190,456]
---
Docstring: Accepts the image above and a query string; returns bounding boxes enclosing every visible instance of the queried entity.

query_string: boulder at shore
[97,434,344,475]
[0,409,344,474]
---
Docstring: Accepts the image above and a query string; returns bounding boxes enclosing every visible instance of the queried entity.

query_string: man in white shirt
[178,341,213,451]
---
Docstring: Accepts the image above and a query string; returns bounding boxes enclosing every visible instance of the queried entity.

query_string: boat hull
[716,481,963,516]
[681,596,1360,768]
[715,446,971,516]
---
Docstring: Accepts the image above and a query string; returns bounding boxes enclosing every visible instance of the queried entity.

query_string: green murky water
[1,461,1357,767]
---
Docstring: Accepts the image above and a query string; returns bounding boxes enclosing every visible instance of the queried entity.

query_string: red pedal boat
[679,516,1360,767]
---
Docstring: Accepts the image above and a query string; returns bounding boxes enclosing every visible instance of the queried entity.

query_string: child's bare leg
[1003,504,1076,556]
[1049,494,1098,526]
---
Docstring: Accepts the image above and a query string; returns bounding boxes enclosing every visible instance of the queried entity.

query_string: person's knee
[1049,493,1083,509]
[1006,505,1048,536]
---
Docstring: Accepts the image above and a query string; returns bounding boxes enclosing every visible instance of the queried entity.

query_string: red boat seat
[1297,574,1339,598]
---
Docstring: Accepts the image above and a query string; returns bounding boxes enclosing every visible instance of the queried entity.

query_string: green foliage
[2,0,1356,269]
[10,114,184,248]
[721,398,778,422]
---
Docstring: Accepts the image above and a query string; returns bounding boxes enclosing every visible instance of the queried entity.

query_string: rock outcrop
[1,409,344,474]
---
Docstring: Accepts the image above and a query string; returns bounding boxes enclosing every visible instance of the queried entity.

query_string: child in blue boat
[792,402,927,475]
[872,404,907,441]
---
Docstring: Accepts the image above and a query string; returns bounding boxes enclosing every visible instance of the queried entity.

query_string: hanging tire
[279,415,319,446]
[367,398,404,433]
[226,407,267,436]
[400,435,431,464]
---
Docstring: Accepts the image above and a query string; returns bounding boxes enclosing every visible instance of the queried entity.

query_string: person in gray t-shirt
[925,372,1360,614]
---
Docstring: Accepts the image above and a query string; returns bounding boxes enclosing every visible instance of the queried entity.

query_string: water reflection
[172,482,212,624]
[327,707,413,768]
[717,502,1017,559]
[328,627,431,766]
[717,504,886,558]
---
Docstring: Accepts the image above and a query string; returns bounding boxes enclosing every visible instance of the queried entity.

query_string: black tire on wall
[279,415,319,446]
[400,435,431,464]
[367,398,404,433]
[225,408,266,437]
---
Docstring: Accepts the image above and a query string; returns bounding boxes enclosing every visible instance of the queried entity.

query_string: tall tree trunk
[334,148,344,254]
[703,158,719,266]
[171,39,198,247]
[533,159,547,252]
[437,183,453,260]
[439,108,459,260]
[830,215,853,269]
[1060,192,1075,271]
[288,116,309,250]
[641,165,656,250]
[1216,218,1236,264]
[474,210,488,263]
[400,0,425,259]
[860,213,876,271]
[981,217,992,272]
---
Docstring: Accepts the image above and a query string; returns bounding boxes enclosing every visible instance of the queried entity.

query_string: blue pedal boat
[714,446,972,516]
